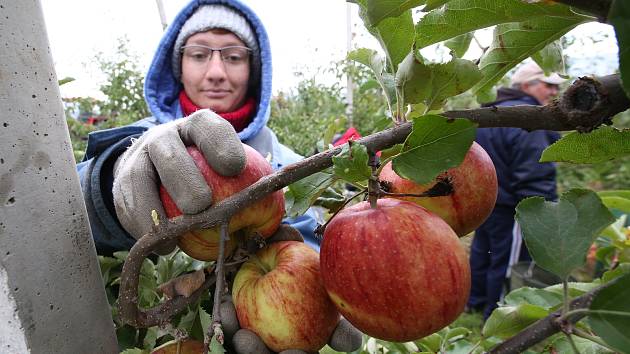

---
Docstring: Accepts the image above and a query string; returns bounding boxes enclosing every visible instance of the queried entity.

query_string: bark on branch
[118,74,629,327]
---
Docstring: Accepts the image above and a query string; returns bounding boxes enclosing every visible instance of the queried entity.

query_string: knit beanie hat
[171,4,260,82]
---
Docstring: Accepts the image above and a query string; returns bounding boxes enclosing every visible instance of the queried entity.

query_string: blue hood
[144,0,273,141]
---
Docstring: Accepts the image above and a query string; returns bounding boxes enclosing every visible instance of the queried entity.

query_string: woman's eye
[224,54,242,63]
[191,53,207,60]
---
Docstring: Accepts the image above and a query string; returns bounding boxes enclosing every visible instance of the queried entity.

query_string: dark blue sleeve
[510,130,559,202]
[282,208,321,252]
[78,127,147,255]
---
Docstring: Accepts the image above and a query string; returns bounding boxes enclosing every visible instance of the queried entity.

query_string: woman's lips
[202,90,229,98]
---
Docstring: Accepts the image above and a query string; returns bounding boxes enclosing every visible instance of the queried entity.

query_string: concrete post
[0,1,118,352]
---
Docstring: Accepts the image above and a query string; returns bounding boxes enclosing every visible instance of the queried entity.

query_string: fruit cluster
[158,142,498,351]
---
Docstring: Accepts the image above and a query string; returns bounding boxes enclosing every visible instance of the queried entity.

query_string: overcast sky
[40,0,618,100]
[41,0,379,99]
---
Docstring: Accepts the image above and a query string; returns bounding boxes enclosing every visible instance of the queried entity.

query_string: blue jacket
[77,0,319,255]
[476,88,560,208]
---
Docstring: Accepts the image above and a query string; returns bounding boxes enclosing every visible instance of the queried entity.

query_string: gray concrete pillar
[0,1,118,353]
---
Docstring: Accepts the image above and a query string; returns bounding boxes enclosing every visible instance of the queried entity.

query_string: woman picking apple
[77,0,361,352]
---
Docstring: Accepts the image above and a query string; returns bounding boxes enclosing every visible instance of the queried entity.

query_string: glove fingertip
[232,329,272,354]
[220,300,240,341]
[328,319,363,352]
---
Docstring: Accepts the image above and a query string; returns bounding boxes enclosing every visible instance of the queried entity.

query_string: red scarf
[179,91,255,133]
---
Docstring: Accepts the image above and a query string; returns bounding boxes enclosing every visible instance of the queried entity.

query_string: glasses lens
[182,46,211,62]
[220,47,250,64]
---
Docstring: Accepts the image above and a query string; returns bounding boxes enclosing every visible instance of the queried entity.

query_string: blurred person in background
[467,61,566,319]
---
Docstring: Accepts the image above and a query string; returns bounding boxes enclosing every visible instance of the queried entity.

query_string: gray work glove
[112,109,246,253]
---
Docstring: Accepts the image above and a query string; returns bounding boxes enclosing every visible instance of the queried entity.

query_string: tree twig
[204,222,229,354]
[488,279,617,354]
[118,74,629,328]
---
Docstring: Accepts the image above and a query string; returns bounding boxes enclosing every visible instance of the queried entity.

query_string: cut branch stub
[558,76,628,132]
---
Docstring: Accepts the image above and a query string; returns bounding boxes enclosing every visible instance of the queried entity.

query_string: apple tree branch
[118,74,629,333]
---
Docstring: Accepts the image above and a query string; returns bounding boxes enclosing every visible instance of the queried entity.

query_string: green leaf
[199,307,212,334]
[380,143,403,160]
[116,325,139,351]
[120,349,146,354]
[392,115,476,184]
[515,189,616,279]
[285,171,337,217]
[396,54,483,109]
[415,0,588,48]
[58,77,75,86]
[545,281,601,298]
[503,287,563,310]
[209,332,226,354]
[355,1,415,72]
[423,0,451,11]
[372,11,416,73]
[348,48,383,70]
[444,327,471,342]
[472,11,590,97]
[333,142,372,183]
[177,307,198,333]
[414,333,442,351]
[598,190,630,199]
[348,49,397,107]
[550,335,614,354]
[602,263,630,283]
[531,40,565,75]
[482,303,549,339]
[600,196,630,214]
[366,0,426,26]
[590,273,630,353]
[98,256,123,285]
[143,327,158,351]
[113,251,130,261]
[444,32,474,58]
[609,0,630,97]
[541,126,630,163]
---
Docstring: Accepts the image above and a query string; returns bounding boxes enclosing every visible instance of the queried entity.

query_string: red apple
[379,141,497,236]
[232,241,340,352]
[160,144,285,261]
[320,198,470,342]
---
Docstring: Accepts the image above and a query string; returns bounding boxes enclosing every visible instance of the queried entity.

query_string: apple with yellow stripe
[160,144,284,261]
[320,198,470,342]
[232,241,340,352]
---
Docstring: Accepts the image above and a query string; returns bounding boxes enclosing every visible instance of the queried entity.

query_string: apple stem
[368,152,380,209]
[206,222,229,354]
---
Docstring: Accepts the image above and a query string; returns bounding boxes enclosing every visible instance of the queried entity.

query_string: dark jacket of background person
[468,87,561,319]
[477,88,560,207]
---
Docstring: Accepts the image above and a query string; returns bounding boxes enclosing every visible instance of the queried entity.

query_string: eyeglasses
[181,45,252,65]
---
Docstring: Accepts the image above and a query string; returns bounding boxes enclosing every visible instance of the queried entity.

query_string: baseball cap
[510,62,566,86]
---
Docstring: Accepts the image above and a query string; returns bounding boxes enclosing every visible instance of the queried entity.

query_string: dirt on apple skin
[379,141,497,237]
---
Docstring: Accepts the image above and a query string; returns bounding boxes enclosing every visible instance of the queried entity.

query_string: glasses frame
[180,45,252,65]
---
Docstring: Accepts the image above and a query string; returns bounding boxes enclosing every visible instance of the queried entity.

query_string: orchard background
[55,0,630,353]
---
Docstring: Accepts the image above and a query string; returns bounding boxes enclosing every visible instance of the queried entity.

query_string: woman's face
[180,29,251,113]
